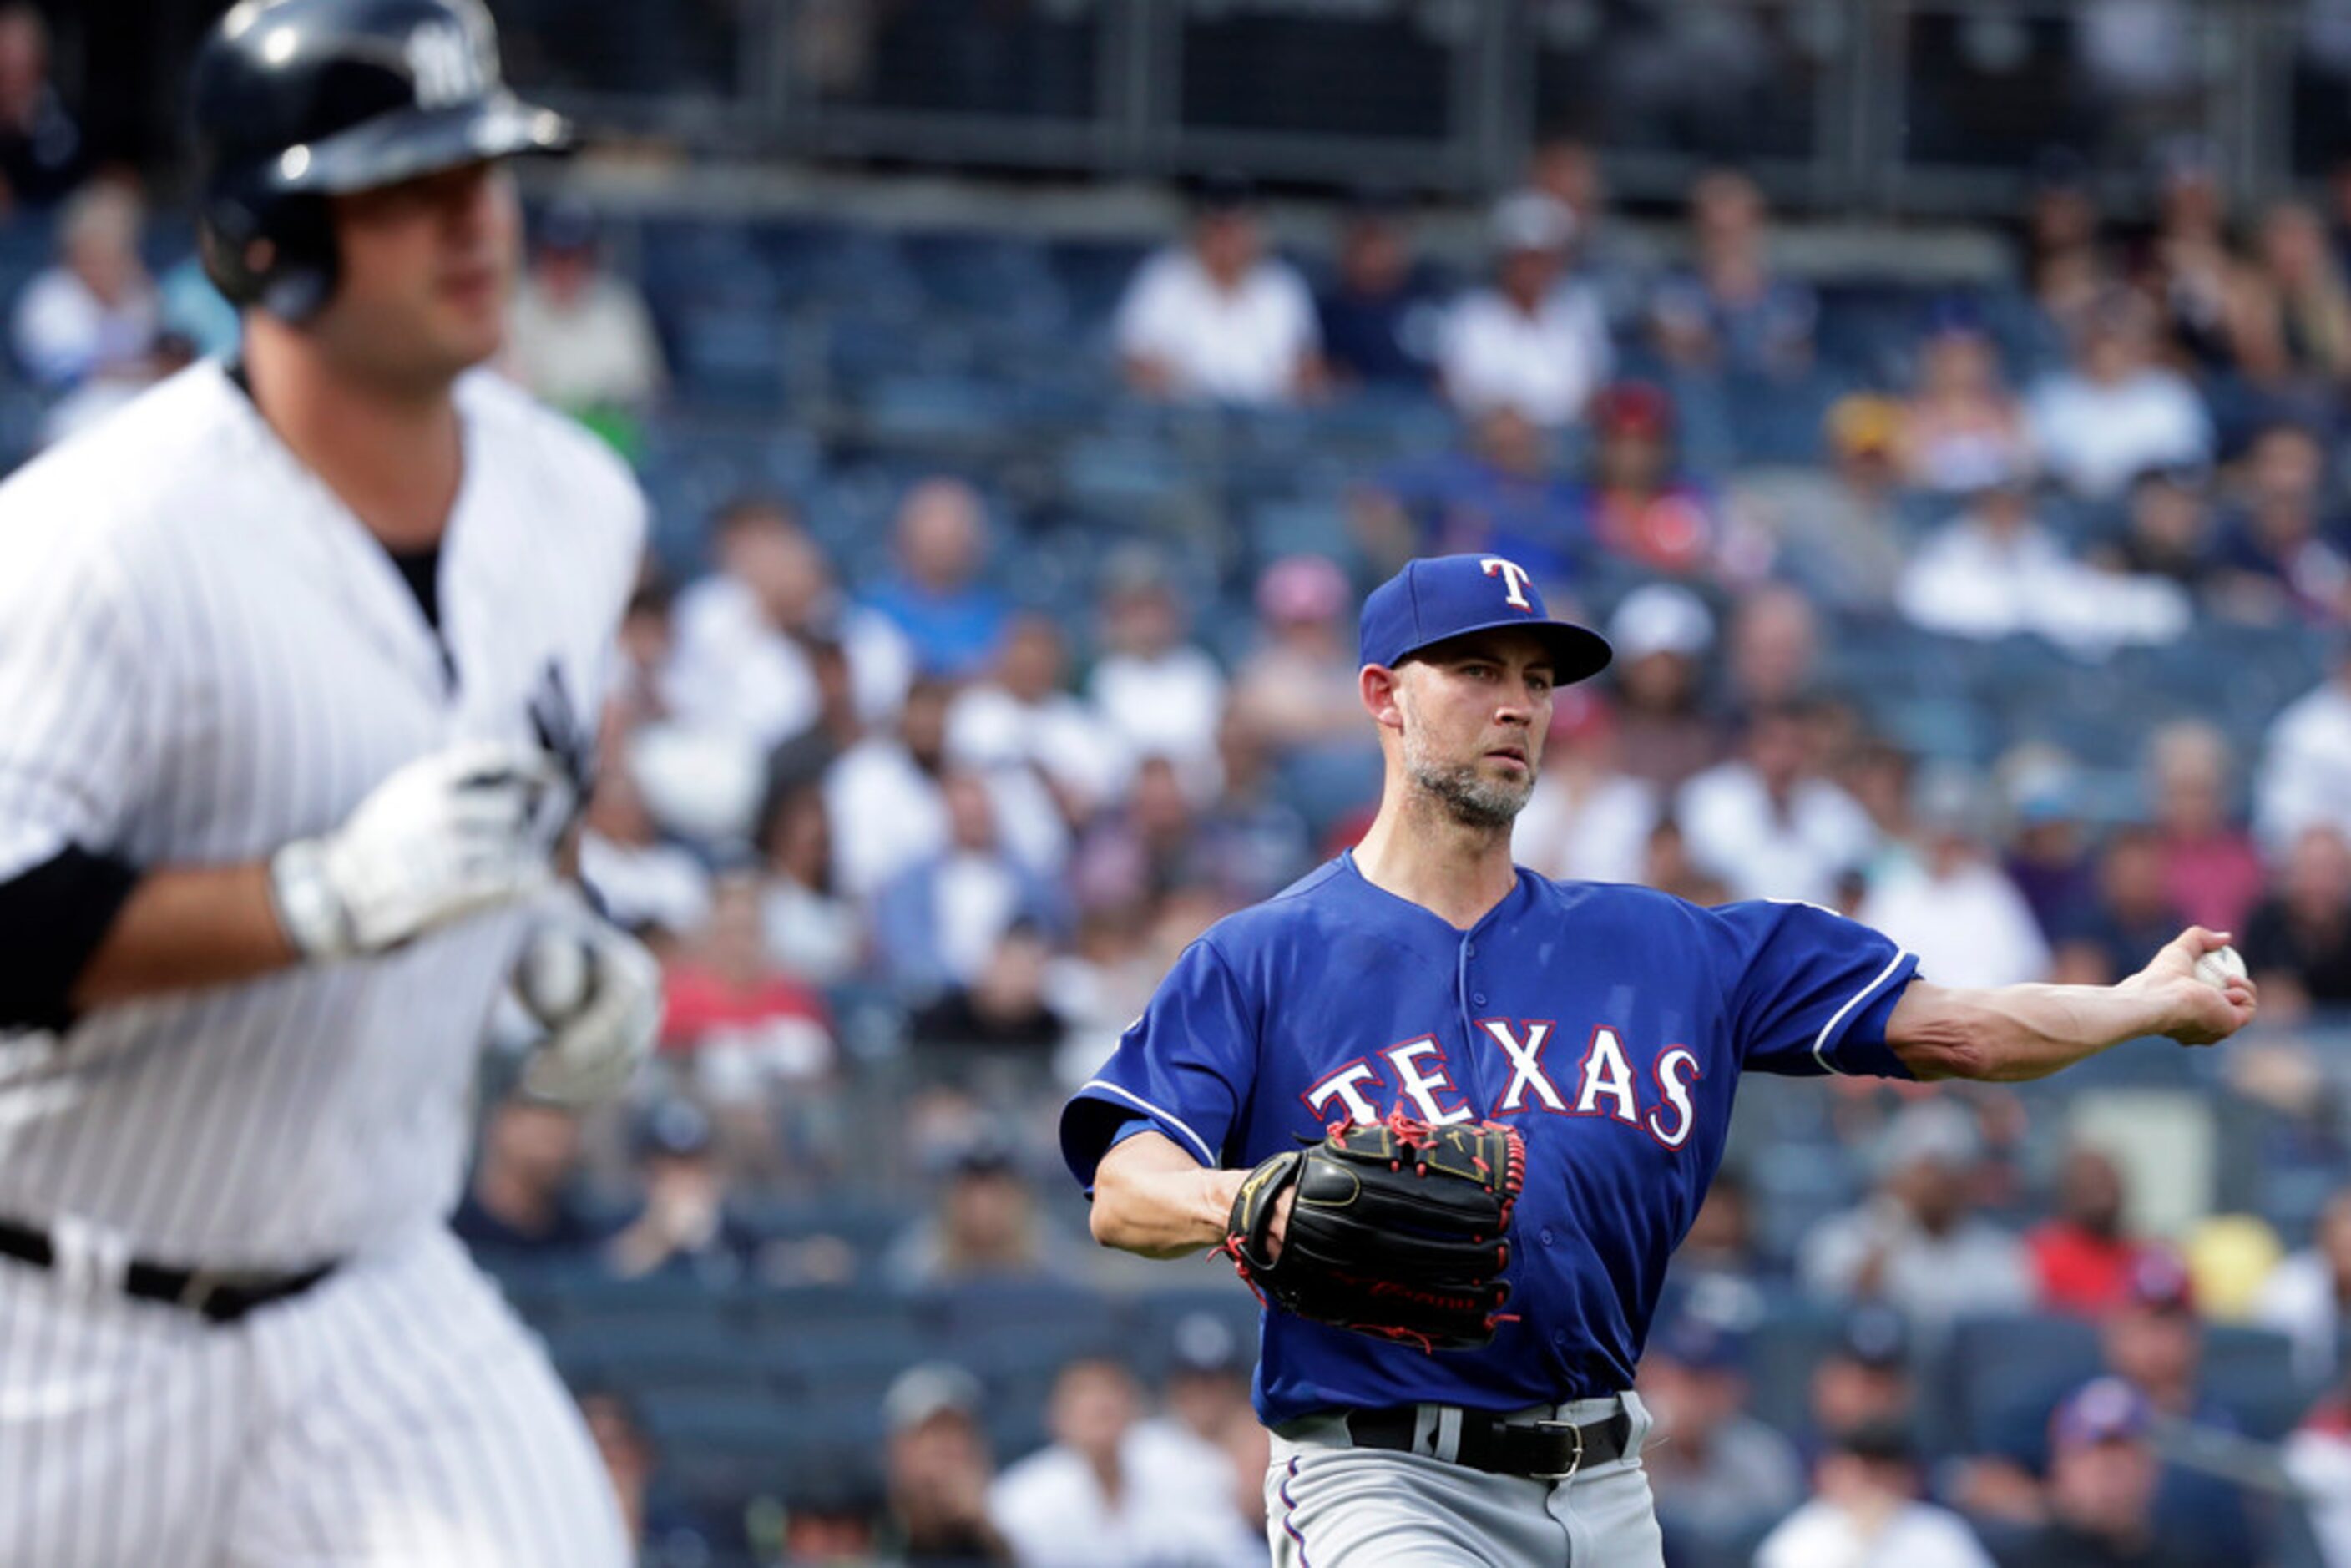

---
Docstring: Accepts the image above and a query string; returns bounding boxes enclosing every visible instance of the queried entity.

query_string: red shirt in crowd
[2027,1219,2150,1315]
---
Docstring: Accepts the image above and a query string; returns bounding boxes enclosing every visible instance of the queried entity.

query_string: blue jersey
[1059,853,1919,1428]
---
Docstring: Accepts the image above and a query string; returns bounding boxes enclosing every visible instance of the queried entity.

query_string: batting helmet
[191,0,571,321]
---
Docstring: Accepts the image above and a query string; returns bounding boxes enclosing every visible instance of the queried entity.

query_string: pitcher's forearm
[1090,1138,1243,1258]
[1888,978,2173,1083]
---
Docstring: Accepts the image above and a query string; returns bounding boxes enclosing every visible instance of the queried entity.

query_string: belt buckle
[176,1269,229,1317]
[1528,1418,1586,1481]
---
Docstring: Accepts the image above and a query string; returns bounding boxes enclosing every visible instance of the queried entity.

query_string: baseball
[2193,945,2247,990]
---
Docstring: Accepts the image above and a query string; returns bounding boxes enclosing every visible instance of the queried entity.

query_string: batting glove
[269,741,568,962]
[511,890,664,1108]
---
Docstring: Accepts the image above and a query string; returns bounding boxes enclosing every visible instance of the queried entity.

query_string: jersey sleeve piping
[1811,947,1917,1075]
[1074,1078,1216,1167]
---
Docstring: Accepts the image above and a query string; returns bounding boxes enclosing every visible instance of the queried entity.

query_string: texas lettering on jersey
[1301,1023,1702,1151]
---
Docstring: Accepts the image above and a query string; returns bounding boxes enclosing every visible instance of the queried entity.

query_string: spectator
[1756,1420,1994,1568]
[1648,167,1818,380]
[2020,147,2115,347]
[451,1096,611,1263]
[1678,701,1876,905]
[504,201,666,437]
[1605,582,1723,793]
[1997,1378,2204,1568]
[2253,1187,2351,1384]
[1640,814,1731,906]
[12,179,159,392]
[2287,1374,2351,1568]
[1355,406,1586,584]
[2098,1250,2258,1563]
[2143,135,2252,376]
[751,779,862,988]
[1115,174,1323,406]
[1902,310,2036,497]
[0,3,81,210]
[1637,1313,1806,1544]
[949,612,1128,823]
[1438,191,1612,428]
[988,1357,1253,1568]
[576,1390,726,1568]
[880,1364,1014,1566]
[2237,200,2351,388]
[863,478,1013,680]
[1521,133,1651,317]
[907,921,1070,1054]
[1807,1308,1918,1457]
[1142,1313,1255,1454]
[2209,421,2351,627]
[884,1134,1087,1289]
[1571,381,1725,579]
[2090,464,2218,593]
[2254,639,2351,856]
[1999,748,2101,945]
[2027,1146,2153,1317]
[604,1099,751,1286]
[659,874,837,1136]
[827,677,1066,900]
[2052,826,2185,985]
[577,753,713,945]
[1729,393,1909,609]
[2240,824,2351,1020]
[1857,765,2052,989]
[2146,720,2266,938]
[1512,685,1658,886]
[1720,580,1825,721]
[1231,554,1376,761]
[609,571,678,731]
[1314,198,1439,388]
[1084,564,1228,802]
[872,771,1064,996]
[2027,291,2213,502]
[1191,710,1314,906]
[1069,754,1203,918]
[1799,1100,2035,1333]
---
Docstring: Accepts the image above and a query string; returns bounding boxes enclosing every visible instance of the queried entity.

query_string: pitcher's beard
[1403,738,1534,832]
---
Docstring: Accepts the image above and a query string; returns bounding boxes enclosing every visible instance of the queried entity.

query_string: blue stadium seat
[2203,1325,2307,1442]
[540,1316,757,1393]
[1934,1312,2101,1459]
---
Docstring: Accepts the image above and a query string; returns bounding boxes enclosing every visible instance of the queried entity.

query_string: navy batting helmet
[191,0,570,321]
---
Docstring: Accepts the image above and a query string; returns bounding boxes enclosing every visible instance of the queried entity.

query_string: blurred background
[23,1,2351,1565]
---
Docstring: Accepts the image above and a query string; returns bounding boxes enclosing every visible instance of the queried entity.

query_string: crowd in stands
[15,13,2351,1556]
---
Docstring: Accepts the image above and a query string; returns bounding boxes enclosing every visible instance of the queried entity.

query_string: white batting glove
[511,893,664,1108]
[269,741,568,962]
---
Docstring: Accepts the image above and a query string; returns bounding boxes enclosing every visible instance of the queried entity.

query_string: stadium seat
[2203,1325,2307,1442]
[1934,1311,2101,1459]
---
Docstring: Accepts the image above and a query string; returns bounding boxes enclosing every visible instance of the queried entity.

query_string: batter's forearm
[1887,979,2169,1083]
[71,862,301,1009]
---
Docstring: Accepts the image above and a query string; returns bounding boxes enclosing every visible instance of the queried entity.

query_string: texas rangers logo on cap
[1357,553,1614,683]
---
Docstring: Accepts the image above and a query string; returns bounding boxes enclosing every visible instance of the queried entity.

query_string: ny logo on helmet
[1480,556,1534,611]
[407,20,485,108]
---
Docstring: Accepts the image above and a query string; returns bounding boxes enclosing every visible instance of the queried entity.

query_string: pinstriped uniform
[0,362,640,1565]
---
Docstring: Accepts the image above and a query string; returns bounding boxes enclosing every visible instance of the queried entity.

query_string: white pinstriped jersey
[0,361,643,1267]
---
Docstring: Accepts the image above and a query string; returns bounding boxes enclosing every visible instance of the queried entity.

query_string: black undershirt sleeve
[0,844,141,1032]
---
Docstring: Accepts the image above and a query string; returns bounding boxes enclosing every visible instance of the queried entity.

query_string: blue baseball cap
[1358,554,1613,683]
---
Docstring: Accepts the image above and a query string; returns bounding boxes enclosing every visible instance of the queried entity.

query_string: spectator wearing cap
[1115,175,1324,407]
[882,1134,1088,1290]
[1084,563,1229,805]
[2098,1249,2259,1564]
[1315,198,1442,389]
[2027,290,2213,503]
[1798,1100,2035,1334]
[2145,721,2266,939]
[879,1363,1014,1566]
[603,1099,753,1284]
[1806,1308,1917,1460]
[1647,168,1818,382]
[1856,764,2052,989]
[1901,306,2035,498]
[2027,1146,2156,1318]
[452,1094,614,1266]
[1135,1313,1271,1556]
[1570,382,1727,579]
[12,178,158,392]
[1757,1419,1993,1568]
[1999,747,2101,947]
[1677,701,1875,906]
[863,478,1014,682]
[1511,684,1657,886]
[1231,554,1379,771]
[2254,638,2351,857]
[2050,826,2186,986]
[1437,191,1613,428]
[0,4,81,210]
[2210,421,2351,627]
[504,200,666,440]
[2254,1186,2351,1384]
[2000,1378,2206,1568]
[1604,583,1724,794]
[1354,405,1588,585]
[988,1357,1251,1568]
[1727,394,1908,609]
[1637,1313,1806,1545]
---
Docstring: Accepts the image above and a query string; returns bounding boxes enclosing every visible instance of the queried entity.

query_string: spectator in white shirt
[2253,1186,2351,1384]
[989,1357,1254,1568]
[12,177,157,391]
[1756,1421,1994,1568]
[1115,175,1324,406]
[576,750,712,943]
[1857,765,2053,988]
[2253,641,2351,856]
[1438,191,1613,428]
[504,202,665,420]
[1511,686,1658,885]
[950,613,1129,822]
[1086,571,1227,805]
[1678,702,1877,905]
[2029,290,2214,500]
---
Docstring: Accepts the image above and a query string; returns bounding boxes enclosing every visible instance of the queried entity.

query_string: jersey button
[1540,1227,1555,1247]
[1471,992,1487,1005]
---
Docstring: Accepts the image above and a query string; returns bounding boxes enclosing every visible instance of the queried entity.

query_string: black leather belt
[0,1216,336,1324]
[1347,1404,1633,1480]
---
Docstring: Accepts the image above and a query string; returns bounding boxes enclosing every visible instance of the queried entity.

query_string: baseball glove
[1221,1112,1525,1353]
